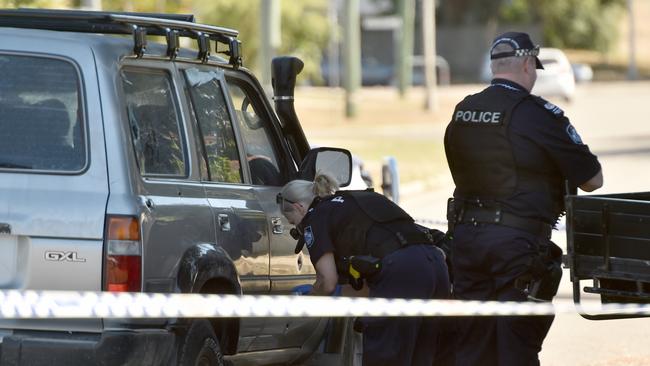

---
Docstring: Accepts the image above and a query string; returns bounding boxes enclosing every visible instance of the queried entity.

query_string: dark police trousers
[360,244,451,366]
[452,223,554,366]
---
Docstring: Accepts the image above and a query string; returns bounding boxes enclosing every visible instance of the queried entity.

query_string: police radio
[347,256,382,290]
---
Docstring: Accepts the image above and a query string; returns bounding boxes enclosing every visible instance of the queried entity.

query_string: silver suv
[0,9,355,366]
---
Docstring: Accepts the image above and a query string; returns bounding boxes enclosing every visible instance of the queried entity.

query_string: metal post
[123,0,134,12]
[80,0,101,10]
[397,0,415,97]
[381,157,400,204]
[328,0,341,88]
[260,0,281,94]
[421,0,437,111]
[627,0,638,80]
[343,0,361,118]
[155,0,166,13]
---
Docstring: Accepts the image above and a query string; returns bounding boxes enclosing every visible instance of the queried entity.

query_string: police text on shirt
[453,110,504,124]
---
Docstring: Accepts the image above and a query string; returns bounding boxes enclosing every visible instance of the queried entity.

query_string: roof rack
[0,8,242,68]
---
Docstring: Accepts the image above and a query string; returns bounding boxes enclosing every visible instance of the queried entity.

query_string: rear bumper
[0,329,175,365]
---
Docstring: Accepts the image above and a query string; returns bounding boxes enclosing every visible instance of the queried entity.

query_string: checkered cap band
[490,41,540,60]
[514,47,540,57]
[491,46,540,60]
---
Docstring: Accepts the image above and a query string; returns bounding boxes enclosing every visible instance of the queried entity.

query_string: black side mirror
[298,147,352,187]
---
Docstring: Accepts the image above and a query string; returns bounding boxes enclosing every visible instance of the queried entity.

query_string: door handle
[218,214,231,232]
[271,217,283,234]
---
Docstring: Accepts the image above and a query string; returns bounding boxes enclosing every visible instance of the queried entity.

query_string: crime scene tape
[0,290,649,319]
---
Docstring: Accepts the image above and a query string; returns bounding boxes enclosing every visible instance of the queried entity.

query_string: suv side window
[0,54,85,172]
[121,69,186,177]
[226,78,285,186]
[184,68,243,184]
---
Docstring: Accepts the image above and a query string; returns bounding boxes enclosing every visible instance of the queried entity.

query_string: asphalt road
[400,81,650,366]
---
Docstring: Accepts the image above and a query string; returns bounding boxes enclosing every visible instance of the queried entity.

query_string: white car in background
[481,47,577,102]
[532,47,576,102]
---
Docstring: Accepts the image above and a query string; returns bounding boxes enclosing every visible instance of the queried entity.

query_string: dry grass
[293,86,479,188]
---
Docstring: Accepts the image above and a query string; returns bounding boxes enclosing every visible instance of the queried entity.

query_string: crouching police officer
[278,173,451,366]
[444,32,603,366]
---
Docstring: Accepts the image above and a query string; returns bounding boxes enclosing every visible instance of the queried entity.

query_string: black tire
[341,318,363,366]
[178,319,225,366]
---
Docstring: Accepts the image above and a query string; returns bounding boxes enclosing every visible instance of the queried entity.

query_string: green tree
[7,0,329,80]
[0,0,70,7]
[194,0,329,80]
[437,0,505,25]
[436,0,625,53]
[100,0,187,14]
[277,0,329,81]
[531,0,624,53]
[193,0,259,70]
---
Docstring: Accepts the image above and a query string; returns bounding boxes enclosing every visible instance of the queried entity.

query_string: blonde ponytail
[312,172,339,198]
[279,172,339,210]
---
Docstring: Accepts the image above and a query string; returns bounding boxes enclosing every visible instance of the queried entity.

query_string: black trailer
[565,192,650,319]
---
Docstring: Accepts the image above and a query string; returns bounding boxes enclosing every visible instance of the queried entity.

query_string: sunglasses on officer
[276,193,297,213]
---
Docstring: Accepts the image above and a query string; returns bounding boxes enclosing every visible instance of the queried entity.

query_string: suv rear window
[121,69,187,177]
[184,68,243,184]
[0,54,85,172]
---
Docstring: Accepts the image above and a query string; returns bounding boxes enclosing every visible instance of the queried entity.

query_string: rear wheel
[178,319,225,366]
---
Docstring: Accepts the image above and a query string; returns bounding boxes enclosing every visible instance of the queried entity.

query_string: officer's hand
[332,284,342,296]
[291,284,313,295]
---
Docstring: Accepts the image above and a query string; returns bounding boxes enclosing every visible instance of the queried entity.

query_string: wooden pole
[343,0,361,118]
[422,0,437,111]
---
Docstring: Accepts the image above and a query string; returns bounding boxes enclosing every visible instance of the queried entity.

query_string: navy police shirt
[483,78,601,222]
[299,195,353,266]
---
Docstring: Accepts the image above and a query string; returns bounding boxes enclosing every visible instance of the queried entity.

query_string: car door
[181,66,269,352]
[224,73,321,350]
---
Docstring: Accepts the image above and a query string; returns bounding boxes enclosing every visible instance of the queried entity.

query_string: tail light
[104,216,142,292]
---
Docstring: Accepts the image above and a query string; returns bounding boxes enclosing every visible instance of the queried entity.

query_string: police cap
[490,31,544,70]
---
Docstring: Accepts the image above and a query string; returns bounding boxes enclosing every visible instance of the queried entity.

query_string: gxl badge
[44,251,86,262]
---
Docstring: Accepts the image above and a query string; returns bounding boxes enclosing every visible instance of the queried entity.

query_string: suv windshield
[0,54,85,172]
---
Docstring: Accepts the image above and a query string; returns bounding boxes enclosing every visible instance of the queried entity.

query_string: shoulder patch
[566,124,583,144]
[331,196,345,203]
[531,96,564,118]
[543,101,564,116]
[304,226,314,249]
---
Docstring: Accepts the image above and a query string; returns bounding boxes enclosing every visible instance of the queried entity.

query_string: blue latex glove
[332,284,342,296]
[291,284,342,296]
[292,284,313,295]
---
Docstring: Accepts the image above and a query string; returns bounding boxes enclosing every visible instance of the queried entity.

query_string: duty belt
[458,207,552,239]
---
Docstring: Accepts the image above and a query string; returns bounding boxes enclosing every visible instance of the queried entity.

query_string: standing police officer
[444,32,603,366]
[278,173,451,366]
